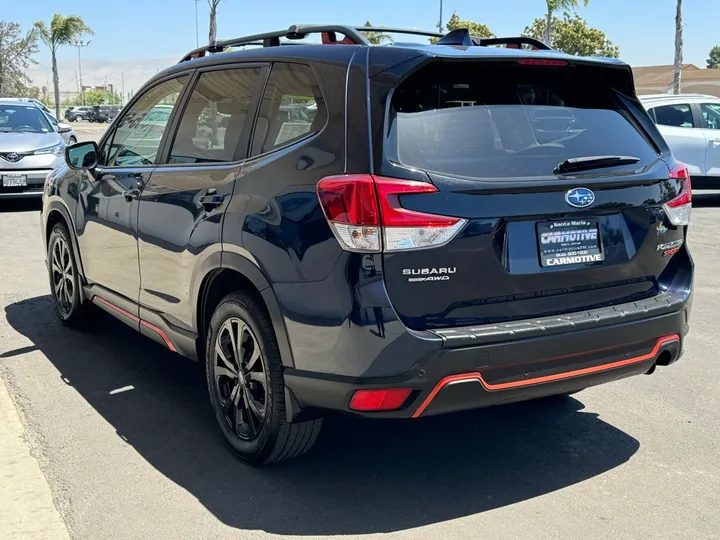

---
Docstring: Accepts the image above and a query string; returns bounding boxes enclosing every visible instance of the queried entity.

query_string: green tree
[544,0,588,45]
[523,14,619,58]
[34,14,93,118]
[431,13,494,43]
[708,46,720,69]
[673,0,682,94]
[69,89,121,106]
[0,22,39,97]
[362,21,392,45]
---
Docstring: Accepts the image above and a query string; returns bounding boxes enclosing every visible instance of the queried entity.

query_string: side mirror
[57,122,72,133]
[66,141,98,170]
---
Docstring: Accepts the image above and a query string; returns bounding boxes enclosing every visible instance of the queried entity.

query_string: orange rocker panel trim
[92,296,177,352]
[411,334,680,418]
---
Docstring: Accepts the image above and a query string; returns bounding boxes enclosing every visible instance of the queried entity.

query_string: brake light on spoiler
[663,164,692,226]
[317,175,467,253]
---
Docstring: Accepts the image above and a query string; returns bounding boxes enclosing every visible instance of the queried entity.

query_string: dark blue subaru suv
[41,25,693,463]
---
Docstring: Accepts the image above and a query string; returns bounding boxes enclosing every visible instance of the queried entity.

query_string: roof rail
[179,25,552,63]
[180,24,371,62]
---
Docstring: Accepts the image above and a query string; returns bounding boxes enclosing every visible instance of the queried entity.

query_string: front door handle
[199,193,225,211]
[122,188,141,202]
[710,139,720,147]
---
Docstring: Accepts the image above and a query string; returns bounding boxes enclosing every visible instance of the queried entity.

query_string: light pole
[74,40,91,106]
[195,0,200,47]
[438,0,444,33]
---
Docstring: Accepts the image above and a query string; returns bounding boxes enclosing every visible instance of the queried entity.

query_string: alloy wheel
[51,237,74,316]
[214,317,268,441]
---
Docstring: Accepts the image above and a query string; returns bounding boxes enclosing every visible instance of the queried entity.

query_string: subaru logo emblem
[6,152,20,163]
[565,187,595,208]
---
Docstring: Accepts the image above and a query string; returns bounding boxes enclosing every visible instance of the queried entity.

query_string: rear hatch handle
[555,155,640,175]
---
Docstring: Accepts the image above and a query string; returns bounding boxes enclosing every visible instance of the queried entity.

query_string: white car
[0,99,67,199]
[640,94,720,188]
[1,97,57,119]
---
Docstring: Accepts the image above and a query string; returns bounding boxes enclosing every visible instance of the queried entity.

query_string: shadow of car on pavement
[0,199,43,213]
[5,295,640,536]
[690,191,720,208]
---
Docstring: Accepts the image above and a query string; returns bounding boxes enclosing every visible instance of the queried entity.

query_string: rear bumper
[284,304,689,420]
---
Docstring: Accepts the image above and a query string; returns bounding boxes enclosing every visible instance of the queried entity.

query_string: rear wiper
[555,155,640,175]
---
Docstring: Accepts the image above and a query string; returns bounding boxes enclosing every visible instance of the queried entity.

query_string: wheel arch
[194,252,294,368]
[44,199,86,285]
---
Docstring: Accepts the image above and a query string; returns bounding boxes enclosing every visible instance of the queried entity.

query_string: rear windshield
[386,62,658,178]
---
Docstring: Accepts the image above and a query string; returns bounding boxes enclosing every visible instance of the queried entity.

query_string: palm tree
[208,0,225,43]
[34,15,92,118]
[673,0,683,94]
[362,21,393,45]
[544,0,588,46]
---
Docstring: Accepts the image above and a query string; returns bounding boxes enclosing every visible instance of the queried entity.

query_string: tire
[105,117,111,123]
[76,115,84,122]
[205,291,322,464]
[47,223,93,328]
[68,137,77,145]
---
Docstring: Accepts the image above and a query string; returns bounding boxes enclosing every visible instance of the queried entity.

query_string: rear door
[136,64,266,333]
[648,102,707,176]
[698,102,720,177]
[378,59,688,331]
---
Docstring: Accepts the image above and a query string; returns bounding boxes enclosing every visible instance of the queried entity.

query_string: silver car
[43,113,77,145]
[640,94,720,188]
[0,99,66,199]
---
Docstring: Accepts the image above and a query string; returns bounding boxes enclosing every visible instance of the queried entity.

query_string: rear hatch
[376,58,690,331]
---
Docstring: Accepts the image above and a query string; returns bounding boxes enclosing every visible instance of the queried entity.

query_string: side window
[646,107,657,123]
[168,67,262,164]
[101,76,188,167]
[251,63,326,156]
[701,103,720,130]
[653,104,695,128]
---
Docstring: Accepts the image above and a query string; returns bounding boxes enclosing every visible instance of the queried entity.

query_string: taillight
[317,175,467,253]
[349,388,412,411]
[663,164,692,226]
[517,58,569,67]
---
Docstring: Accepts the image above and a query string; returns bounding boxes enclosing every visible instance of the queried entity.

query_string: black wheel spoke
[51,236,74,317]
[245,345,261,372]
[244,387,264,419]
[215,365,236,381]
[215,341,237,376]
[221,395,234,415]
[243,392,259,435]
[213,315,268,442]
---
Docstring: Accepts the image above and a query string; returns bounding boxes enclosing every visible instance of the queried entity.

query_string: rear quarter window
[385,62,659,178]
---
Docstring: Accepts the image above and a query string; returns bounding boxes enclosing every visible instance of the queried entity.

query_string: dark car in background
[64,106,93,122]
[41,24,693,465]
[88,105,120,123]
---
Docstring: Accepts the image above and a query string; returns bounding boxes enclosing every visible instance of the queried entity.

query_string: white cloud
[26,55,180,97]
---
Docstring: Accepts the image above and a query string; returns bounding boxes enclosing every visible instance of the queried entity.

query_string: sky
[8,0,720,96]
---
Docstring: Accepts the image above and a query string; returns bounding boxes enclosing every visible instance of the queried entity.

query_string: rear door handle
[122,188,141,202]
[710,139,720,147]
[199,193,225,211]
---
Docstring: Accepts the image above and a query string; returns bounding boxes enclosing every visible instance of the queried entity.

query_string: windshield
[386,62,658,178]
[0,104,53,134]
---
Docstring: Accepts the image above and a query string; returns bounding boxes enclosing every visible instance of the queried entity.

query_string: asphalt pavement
[0,131,718,539]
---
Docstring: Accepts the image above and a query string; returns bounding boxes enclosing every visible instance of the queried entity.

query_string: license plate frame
[2,174,27,187]
[537,219,604,267]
